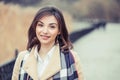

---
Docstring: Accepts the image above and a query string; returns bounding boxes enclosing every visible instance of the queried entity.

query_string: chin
[40,40,55,45]
[40,41,49,44]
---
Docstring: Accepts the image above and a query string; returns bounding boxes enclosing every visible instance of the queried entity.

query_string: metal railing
[0,49,18,80]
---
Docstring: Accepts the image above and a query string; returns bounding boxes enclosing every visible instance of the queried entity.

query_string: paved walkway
[73,22,120,80]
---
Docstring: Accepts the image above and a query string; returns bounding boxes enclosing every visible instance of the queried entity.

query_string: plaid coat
[12,44,83,80]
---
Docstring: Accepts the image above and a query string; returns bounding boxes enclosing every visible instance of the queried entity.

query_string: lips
[40,35,50,40]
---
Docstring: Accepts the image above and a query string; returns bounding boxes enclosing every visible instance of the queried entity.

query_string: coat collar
[23,44,61,80]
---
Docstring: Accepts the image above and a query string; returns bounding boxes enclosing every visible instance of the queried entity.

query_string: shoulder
[16,50,29,61]
[70,50,80,62]
[12,50,29,80]
[70,50,84,79]
[14,50,30,66]
[70,50,79,58]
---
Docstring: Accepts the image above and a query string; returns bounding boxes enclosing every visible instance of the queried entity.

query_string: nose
[42,27,48,34]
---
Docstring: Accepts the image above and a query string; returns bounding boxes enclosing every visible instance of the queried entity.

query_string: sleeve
[70,50,84,80]
[11,51,27,80]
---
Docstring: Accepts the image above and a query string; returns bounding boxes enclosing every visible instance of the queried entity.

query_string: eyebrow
[49,23,58,26]
[37,21,43,24]
[38,20,58,25]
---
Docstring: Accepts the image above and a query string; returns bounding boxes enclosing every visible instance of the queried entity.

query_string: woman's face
[36,15,60,45]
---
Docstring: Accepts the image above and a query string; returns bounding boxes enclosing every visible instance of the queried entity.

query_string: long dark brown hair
[27,6,73,52]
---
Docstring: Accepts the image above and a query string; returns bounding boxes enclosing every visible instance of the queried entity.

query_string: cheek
[36,27,41,33]
[51,30,59,37]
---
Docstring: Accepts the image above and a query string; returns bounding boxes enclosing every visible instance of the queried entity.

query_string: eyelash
[50,26,56,28]
[37,24,43,27]
[37,23,57,29]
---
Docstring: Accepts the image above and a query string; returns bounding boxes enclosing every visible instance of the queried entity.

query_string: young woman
[12,6,83,80]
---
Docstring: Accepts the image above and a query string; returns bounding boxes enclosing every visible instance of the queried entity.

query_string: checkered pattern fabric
[18,51,78,80]
[18,53,33,80]
[53,51,78,80]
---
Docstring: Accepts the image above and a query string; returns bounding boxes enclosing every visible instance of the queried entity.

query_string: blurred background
[0,0,120,80]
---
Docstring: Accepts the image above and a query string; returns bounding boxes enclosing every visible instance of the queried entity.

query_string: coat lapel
[40,44,61,80]
[23,47,38,80]
[23,44,61,80]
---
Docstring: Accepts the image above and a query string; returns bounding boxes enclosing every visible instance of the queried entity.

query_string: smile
[40,35,50,40]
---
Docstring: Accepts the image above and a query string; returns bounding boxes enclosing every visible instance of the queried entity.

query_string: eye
[50,25,56,28]
[37,23,43,27]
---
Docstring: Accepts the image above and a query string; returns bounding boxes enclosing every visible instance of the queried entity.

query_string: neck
[39,42,55,58]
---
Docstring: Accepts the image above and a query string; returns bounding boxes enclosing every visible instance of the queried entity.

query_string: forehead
[38,15,58,24]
